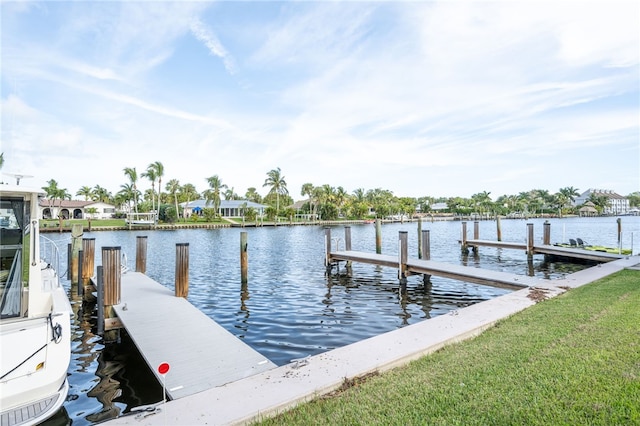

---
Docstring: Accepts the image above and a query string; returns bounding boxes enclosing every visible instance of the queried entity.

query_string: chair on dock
[569,238,577,247]
[576,238,589,247]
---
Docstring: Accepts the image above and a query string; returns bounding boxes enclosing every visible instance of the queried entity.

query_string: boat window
[0,197,26,318]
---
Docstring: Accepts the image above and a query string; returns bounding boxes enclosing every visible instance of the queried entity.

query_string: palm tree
[42,179,61,218]
[263,167,288,214]
[92,185,112,203]
[165,178,181,222]
[76,185,93,200]
[117,183,138,213]
[123,167,139,213]
[178,183,199,204]
[150,161,164,207]
[244,187,262,203]
[204,175,227,217]
[142,165,158,214]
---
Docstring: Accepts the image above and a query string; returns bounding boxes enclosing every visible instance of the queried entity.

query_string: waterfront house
[573,189,630,215]
[39,199,116,220]
[181,199,267,218]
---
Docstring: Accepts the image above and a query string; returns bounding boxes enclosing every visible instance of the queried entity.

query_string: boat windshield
[0,197,29,318]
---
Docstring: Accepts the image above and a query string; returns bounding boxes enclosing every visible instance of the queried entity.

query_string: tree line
[31,160,640,222]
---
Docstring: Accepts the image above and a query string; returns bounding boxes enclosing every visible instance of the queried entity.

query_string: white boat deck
[112,272,276,400]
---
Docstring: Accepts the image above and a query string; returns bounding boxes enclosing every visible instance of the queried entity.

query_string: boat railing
[40,235,61,277]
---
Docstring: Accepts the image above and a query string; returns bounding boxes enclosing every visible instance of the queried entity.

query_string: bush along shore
[257,269,640,425]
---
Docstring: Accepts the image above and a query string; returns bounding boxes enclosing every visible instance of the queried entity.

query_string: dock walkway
[465,239,625,263]
[111,272,276,400]
[330,251,538,289]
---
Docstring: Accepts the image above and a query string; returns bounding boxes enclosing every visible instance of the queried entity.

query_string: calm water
[42,216,639,425]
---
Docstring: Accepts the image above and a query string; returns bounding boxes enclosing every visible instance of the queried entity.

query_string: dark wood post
[81,238,95,285]
[97,265,104,335]
[617,218,622,243]
[324,227,332,270]
[543,221,551,245]
[240,232,248,284]
[67,243,72,281]
[417,219,423,259]
[375,219,382,254]
[102,247,121,342]
[175,243,189,297]
[136,236,148,273]
[77,250,84,298]
[527,223,534,258]
[398,231,408,280]
[496,216,502,242]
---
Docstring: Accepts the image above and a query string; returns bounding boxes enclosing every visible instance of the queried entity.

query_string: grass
[39,217,228,229]
[257,269,640,425]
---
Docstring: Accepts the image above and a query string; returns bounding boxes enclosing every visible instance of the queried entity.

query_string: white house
[40,200,116,220]
[573,189,630,215]
[181,199,267,218]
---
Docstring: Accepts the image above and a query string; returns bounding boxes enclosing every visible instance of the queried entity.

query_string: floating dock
[110,272,276,400]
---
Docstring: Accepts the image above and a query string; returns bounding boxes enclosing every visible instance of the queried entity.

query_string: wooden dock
[110,272,276,400]
[465,240,625,263]
[329,251,536,289]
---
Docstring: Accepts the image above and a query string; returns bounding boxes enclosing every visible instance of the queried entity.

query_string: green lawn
[257,269,640,425]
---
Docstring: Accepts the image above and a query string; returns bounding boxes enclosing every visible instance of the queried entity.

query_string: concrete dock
[104,255,640,425]
[111,272,276,400]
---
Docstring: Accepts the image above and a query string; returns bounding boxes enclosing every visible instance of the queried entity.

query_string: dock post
[617,218,622,243]
[97,266,104,335]
[81,238,96,285]
[324,228,332,271]
[136,236,148,273]
[461,222,468,253]
[77,250,84,298]
[417,220,423,259]
[240,232,248,284]
[527,223,534,258]
[473,221,479,253]
[344,226,352,276]
[70,224,83,285]
[67,243,72,280]
[175,243,189,297]
[398,231,408,292]
[102,247,122,343]
[375,219,382,254]
[496,216,502,241]
[421,229,431,284]
[543,221,551,245]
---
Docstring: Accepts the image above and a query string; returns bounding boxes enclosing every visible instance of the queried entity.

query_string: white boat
[0,184,72,426]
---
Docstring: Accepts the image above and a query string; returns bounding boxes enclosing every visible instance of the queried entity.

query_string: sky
[1,1,639,202]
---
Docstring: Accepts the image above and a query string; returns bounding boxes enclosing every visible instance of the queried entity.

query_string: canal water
[42,216,639,425]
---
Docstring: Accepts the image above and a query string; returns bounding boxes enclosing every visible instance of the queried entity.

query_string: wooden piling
[240,232,248,284]
[417,220,423,259]
[421,229,431,284]
[77,250,84,298]
[375,219,382,254]
[461,222,468,252]
[102,247,121,342]
[398,231,408,280]
[175,243,189,297]
[81,238,95,285]
[70,224,83,285]
[324,228,332,269]
[527,223,534,258]
[474,221,479,240]
[496,216,502,242]
[344,226,352,273]
[136,236,148,273]
[543,221,551,245]
[617,218,622,243]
